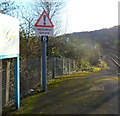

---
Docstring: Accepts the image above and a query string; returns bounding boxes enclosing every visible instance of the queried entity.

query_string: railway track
[108,55,120,68]
[103,48,120,68]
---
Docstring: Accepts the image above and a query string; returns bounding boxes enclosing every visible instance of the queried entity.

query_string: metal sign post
[14,57,20,108]
[41,36,48,92]
[34,10,54,92]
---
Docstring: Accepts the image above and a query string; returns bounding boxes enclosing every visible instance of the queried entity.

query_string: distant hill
[63,26,118,48]
[59,26,118,49]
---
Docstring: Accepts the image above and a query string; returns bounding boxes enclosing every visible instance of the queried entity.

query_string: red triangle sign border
[34,10,54,28]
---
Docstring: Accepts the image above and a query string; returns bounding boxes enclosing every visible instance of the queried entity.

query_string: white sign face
[35,27,53,36]
[34,10,54,36]
[0,14,19,59]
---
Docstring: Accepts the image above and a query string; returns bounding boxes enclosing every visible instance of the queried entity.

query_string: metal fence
[0,57,79,108]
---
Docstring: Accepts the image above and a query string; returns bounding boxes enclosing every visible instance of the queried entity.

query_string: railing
[0,57,79,108]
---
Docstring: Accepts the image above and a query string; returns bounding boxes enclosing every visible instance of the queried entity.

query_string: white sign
[34,10,54,36]
[35,27,54,36]
[0,13,19,59]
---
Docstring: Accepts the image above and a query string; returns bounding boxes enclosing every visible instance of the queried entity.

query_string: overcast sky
[63,0,119,33]
[16,0,119,34]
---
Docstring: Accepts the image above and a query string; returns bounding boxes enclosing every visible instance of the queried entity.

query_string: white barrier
[0,13,20,111]
[0,13,19,59]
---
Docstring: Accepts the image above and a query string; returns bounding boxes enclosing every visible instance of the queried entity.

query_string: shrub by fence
[0,57,79,108]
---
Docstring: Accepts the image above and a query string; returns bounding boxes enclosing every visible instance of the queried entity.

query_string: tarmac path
[4,67,119,115]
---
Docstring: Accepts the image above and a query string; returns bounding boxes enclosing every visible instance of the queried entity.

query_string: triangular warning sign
[34,10,54,28]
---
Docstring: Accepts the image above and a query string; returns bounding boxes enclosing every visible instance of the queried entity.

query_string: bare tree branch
[0,0,18,16]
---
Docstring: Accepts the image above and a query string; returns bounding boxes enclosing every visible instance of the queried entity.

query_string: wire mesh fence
[1,57,79,108]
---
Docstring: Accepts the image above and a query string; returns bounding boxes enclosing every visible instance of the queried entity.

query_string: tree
[33,0,64,17]
[0,0,18,16]
[19,5,35,39]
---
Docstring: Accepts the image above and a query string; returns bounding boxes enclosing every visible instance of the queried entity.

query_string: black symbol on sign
[41,36,48,42]
[43,15,46,25]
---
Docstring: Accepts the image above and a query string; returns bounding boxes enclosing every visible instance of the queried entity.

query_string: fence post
[52,58,54,79]
[68,59,71,74]
[62,58,64,75]
[73,60,76,72]
[52,58,56,79]
[5,61,10,105]
[0,60,2,115]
